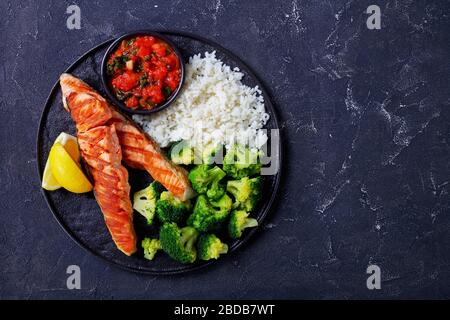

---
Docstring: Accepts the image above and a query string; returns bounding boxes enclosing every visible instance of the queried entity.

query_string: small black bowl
[101,30,185,115]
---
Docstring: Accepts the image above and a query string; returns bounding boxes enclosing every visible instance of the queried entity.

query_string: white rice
[133,51,269,150]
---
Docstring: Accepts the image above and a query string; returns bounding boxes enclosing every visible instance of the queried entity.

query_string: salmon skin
[59,73,195,255]
[78,126,137,256]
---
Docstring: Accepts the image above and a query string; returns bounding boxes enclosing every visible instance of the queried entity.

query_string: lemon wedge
[54,132,80,161]
[49,142,93,193]
[42,133,81,191]
[42,160,61,191]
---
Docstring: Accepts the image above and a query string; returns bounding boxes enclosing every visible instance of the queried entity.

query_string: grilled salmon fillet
[60,75,113,132]
[60,73,195,201]
[109,111,196,200]
[78,126,137,256]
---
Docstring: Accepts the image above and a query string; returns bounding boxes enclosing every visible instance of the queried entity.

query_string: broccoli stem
[243,218,258,229]
[218,245,228,254]
[180,228,198,250]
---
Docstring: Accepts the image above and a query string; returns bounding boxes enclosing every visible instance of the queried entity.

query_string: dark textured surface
[1,0,449,299]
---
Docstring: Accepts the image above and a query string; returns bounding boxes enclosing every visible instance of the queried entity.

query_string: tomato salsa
[106,35,181,110]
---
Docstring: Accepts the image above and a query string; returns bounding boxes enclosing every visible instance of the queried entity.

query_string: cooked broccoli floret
[133,181,164,224]
[210,193,233,211]
[197,234,228,260]
[223,144,262,179]
[141,238,161,261]
[228,210,258,239]
[169,140,194,165]
[159,223,199,263]
[156,191,191,224]
[206,181,226,201]
[227,176,262,211]
[187,194,232,232]
[188,165,226,200]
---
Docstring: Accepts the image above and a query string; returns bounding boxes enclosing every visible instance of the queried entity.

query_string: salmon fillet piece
[59,73,195,201]
[60,74,113,132]
[60,74,136,255]
[77,126,136,256]
[109,111,195,200]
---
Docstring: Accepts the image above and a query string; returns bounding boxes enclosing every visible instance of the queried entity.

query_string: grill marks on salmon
[59,73,195,255]
[109,111,194,200]
[78,126,137,256]
[116,121,192,198]
[66,93,113,132]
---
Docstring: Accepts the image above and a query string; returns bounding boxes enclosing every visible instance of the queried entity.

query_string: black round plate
[36,31,282,275]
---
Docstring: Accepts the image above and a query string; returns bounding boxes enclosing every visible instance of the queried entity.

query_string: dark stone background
[1,0,449,299]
